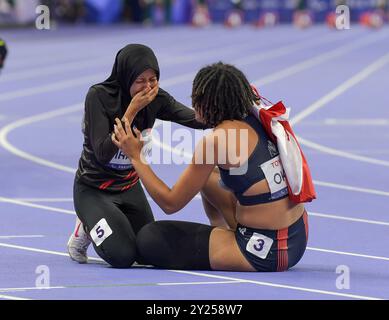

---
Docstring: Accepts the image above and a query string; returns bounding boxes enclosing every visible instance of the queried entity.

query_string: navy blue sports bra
[218,114,289,206]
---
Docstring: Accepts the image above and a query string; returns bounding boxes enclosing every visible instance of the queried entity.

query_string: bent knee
[97,237,137,268]
[136,223,160,263]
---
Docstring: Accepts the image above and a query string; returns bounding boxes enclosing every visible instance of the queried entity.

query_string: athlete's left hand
[112,117,144,161]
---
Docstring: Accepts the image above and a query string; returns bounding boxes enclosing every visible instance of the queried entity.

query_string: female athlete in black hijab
[68,44,207,268]
[0,38,7,71]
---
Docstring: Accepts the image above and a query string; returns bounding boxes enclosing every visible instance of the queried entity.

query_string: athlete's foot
[67,219,91,264]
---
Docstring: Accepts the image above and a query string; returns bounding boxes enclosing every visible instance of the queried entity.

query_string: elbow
[162,203,179,215]
[161,199,181,215]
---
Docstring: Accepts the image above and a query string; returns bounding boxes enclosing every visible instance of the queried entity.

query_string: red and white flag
[250,85,316,203]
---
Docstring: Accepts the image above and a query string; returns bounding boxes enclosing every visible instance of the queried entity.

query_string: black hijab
[0,38,7,69]
[93,44,160,117]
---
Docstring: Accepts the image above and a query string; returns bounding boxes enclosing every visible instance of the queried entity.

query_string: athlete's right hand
[128,85,159,114]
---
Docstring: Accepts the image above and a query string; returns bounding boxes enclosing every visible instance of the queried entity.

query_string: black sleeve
[84,88,118,164]
[156,89,209,130]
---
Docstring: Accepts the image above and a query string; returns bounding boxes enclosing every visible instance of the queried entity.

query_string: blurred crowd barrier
[0,0,388,27]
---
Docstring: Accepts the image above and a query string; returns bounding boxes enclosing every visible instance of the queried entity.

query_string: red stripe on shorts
[277,228,289,272]
[302,210,309,242]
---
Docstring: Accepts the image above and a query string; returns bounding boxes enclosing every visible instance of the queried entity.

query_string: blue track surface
[0,24,388,300]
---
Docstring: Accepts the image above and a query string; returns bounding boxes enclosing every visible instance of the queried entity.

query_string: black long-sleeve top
[75,87,207,192]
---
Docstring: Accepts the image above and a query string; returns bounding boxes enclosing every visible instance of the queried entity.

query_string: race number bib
[106,150,132,170]
[106,129,153,170]
[90,218,113,247]
[260,155,288,196]
[246,232,273,259]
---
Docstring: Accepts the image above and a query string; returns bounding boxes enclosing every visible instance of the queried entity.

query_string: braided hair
[191,62,258,127]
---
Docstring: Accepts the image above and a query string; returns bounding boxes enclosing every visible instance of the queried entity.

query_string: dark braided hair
[192,62,258,127]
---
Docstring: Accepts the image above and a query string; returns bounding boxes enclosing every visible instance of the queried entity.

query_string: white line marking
[0,281,240,293]
[151,123,389,197]
[0,36,295,100]
[0,294,31,300]
[169,270,381,300]
[323,118,389,126]
[306,247,389,262]
[286,51,389,168]
[309,212,389,226]
[9,198,73,203]
[0,40,259,84]
[0,242,103,262]
[1,222,388,263]
[0,197,75,215]
[232,31,350,66]
[3,196,389,228]
[1,34,386,198]
[291,51,389,126]
[0,235,44,239]
[2,104,384,199]
[157,280,241,286]
[0,242,382,300]
[313,179,389,196]
[298,137,389,167]
[0,30,378,103]
[0,103,82,173]
[0,286,65,293]
[253,31,389,87]
[0,74,105,102]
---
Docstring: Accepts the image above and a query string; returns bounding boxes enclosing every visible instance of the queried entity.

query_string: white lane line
[309,212,389,227]
[5,27,235,67]
[67,31,376,97]
[313,180,389,197]
[1,205,389,263]
[152,125,389,197]
[297,137,389,167]
[0,281,241,293]
[0,235,44,239]
[231,30,351,66]
[0,33,386,192]
[0,74,105,102]
[157,280,242,286]
[168,270,381,300]
[0,242,382,300]
[291,51,389,126]
[0,39,260,84]
[2,94,386,199]
[0,242,103,262]
[0,286,65,293]
[287,51,389,167]
[4,197,389,227]
[8,198,73,203]
[323,118,389,126]
[0,103,82,173]
[253,31,389,87]
[307,247,389,262]
[0,197,75,215]
[3,196,389,228]
[0,294,31,300]
[0,57,109,83]
[0,29,379,103]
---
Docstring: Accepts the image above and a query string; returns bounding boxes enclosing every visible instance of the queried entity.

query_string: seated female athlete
[112,62,309,272]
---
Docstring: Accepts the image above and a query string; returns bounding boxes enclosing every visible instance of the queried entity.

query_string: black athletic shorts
[235,211,308,272]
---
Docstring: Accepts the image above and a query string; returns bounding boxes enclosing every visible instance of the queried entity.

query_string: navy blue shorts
[235,211,308,272]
